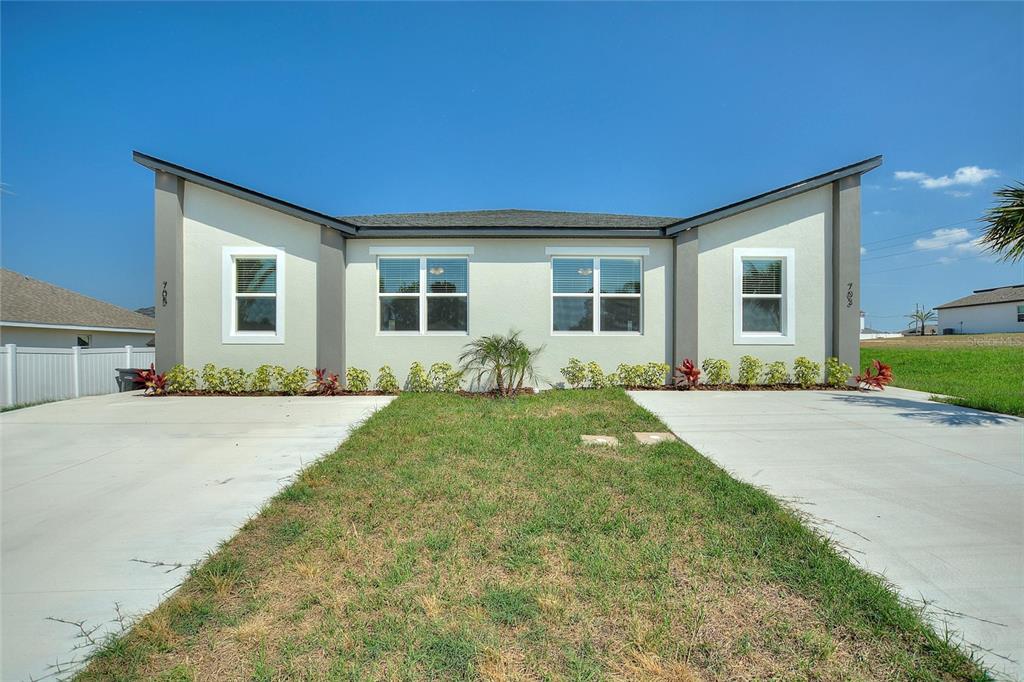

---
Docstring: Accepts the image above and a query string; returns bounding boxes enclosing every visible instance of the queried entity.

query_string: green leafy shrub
[640,362,670,388]
[737,355,764,386]
[201,363,223,393]
[165,364,198,393]
[407,362,432,392]
[826,356,853,387]
[762,361,789,385]
[375,365,400,393]
[560,357,588,389]
[219,368,249,395]
[280,367,309,396]
[793,356,822,388]
[586,361,608,388]
[428,362,462,392]
[346,367,371,392]
[250,364,275,393]
[701,358,731,385]
[615,363,645,388]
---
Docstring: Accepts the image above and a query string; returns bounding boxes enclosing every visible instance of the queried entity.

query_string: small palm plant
[459,330,543,397]
[979,181,1024,262]
[905,306,937,336]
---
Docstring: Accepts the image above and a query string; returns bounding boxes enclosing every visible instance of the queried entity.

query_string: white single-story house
[859,312,901,340]
[134,151,880,387]
[936,284,1024,335]
[1,269,155,348]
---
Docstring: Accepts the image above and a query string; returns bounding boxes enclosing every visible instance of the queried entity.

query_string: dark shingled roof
[339,209,679,229]
[1,269,155,330]
[935,284,1024,310]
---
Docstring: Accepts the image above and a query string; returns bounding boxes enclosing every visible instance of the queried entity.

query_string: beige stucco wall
[697,186,833,371]
[181,183,319,370]
[938,302,1024,335]
[0,326,153,348]
[345,238,672,388]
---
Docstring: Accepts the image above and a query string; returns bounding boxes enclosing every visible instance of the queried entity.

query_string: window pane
[427,297,467,331]
[742,298,782,332]
[600,259,641,294]
[553,297,593,331]
[742,259,782,295]
[380,297,419,331]
[552,258,594,294]
[379,259,420,293]
[427,258,467,293]
[236,258,276,293]
[237,297,277,331]
[600,298,641,332]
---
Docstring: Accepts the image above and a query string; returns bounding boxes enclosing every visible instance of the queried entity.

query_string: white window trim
[222,246,285,344]
[550,256,643,336]
[733,247,795,345]
[377,256,469,336]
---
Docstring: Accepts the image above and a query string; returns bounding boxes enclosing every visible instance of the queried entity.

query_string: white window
[222,246,285,344]
[733,248,795,345]
[1017,304,1024,323]
[378,257,468,334]
[551,257,642,334]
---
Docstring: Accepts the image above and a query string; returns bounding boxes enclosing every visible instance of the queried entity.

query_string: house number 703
[846,283,854,308]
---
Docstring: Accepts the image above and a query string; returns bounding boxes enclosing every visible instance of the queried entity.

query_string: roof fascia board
[1,321,155,333]
[935,299,1024,310]
[351,227,666,238]
[133,152,358,236]
[665,156,883,236]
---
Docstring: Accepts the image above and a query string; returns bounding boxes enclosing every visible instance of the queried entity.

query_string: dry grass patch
[78,389,987,681]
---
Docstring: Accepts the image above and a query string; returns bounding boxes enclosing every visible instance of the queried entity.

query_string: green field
[79,390,984,681]
[861,337,1024,416]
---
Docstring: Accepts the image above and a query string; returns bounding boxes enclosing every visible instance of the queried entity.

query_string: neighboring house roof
[341,209,678,229]
[861,326,892,334]
[935,284,1024,310]
[133,150,882,238]
[135,306,156,318]
[1,269,155,332]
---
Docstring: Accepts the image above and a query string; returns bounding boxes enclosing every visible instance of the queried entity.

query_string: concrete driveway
[630,387,1023,680]
[1,391,392,682]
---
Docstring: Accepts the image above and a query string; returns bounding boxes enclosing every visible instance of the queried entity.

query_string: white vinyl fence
[0,344,156,408]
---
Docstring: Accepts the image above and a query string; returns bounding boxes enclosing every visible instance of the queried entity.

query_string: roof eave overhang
[133,151,359,236]
[350,227,666,238]
[664,155,884,237]
[1,320,155,334]
[935,299,1024,310]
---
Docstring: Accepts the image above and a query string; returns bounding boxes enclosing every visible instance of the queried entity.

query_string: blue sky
[2,2,1021,330]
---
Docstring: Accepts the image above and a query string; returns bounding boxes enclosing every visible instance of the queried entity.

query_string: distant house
[0,269,155,348]
[936,284,1024,335]
[859,311,901,340]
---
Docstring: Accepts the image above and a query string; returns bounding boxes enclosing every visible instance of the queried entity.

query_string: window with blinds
[378,257,469,333]
[740,258,783,333]
[552,257,641,333]
[234,257,278,332]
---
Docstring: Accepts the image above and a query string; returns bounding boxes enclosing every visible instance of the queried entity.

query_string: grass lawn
[80,390,984,681]
[861,334,1024,416]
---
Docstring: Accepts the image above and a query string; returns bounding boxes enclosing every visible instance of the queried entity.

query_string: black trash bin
[115,368,142,392]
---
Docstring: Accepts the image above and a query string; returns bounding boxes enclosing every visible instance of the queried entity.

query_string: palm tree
[458,330,544,397]
[905,306,936,336]
[979,182,1024,262]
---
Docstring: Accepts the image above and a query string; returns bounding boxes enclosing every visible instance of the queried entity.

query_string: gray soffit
[132,152,359,235]
[341,209,679,229]
[664,155,884,236]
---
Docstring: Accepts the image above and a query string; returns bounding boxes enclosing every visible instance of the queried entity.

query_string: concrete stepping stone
[581,434,619,447]
[633,432,677,445]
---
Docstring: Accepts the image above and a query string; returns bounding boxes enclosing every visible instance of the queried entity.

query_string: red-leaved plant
[673,358,702,389]
[312,368,342,396]
[134,363,168,395]
[855,359,893,390]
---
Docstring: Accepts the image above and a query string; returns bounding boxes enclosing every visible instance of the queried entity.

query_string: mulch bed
[635,383,862,392]
[142,390,397,398]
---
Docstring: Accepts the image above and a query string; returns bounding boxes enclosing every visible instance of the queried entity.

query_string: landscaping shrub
[375,365,400,393]
[793,356,822,388]
[615,363,644,388]
[279,367,309,396]
[313,368,342,395]
[428,362,462,392]
[586,361,608,388]
[560,357,588,389]
[762,361,789,385]
[737,355,764,385]
[345,367,371,392]
[406,362,432,392]
[856,359,894,390]
[701,358,731,385]
[674,358,701,389]
[165,364,198,393]
[135,363,167,395]
[250,364,275,393]
[458,330,543,397]
[639,362,670,388]
[201,363,224,393]
[219,368,249,395]
[825,356,853,387]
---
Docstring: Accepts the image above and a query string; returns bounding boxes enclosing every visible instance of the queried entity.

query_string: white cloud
[860,246,867,255]
[936,256,956,265]
[894,165,998,190]
[945,190,971,198]
[953,236,986,254]
[914,227,972,250]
